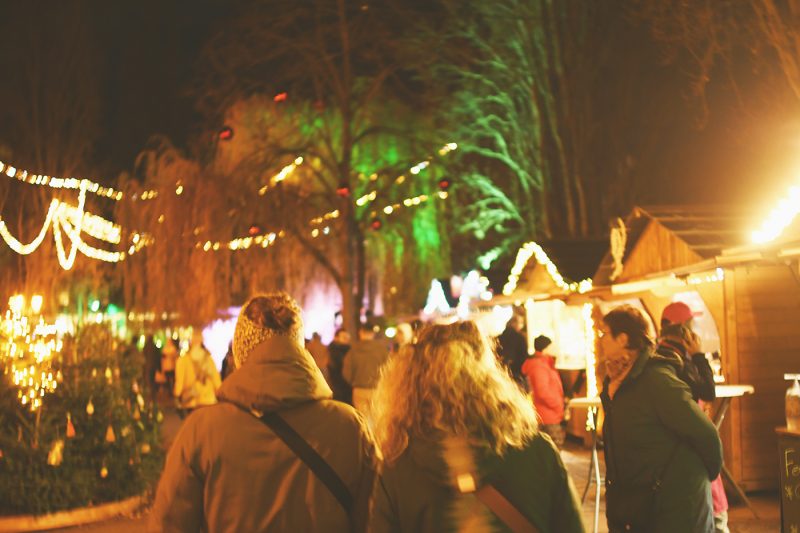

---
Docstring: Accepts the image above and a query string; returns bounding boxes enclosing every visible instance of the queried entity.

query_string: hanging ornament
[336,184,351,197]
[370,217,382,231]
[86,398,95,416]
[105,425,116,443]
[104,366,113,383]
[47,439,64,466]
[66,413,76,439]
[136,393,145,409]
[120,425,131,438]
[91,368,97,378]
[46,440,64,467]
[132,381,140,394]
[156,410,164,423]
[133,405,141,421]
[100,464,108,478]
[141,443,151,455]
[113,366,121,379]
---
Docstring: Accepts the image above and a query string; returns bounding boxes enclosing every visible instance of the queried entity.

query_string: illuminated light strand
[2,295,64,412]
[0,200,59,254]
[259,157,304,196]
[201,185,451,253]
[60,204,121,244]
[52,186,87,270]
[0,160,123,200]
[751,185,800,244]
[503,241,593,296]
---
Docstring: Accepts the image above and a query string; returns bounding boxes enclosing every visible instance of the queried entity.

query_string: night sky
[0,1,798,218]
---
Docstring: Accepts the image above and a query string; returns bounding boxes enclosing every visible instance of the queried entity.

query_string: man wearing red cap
[659,301,729,533]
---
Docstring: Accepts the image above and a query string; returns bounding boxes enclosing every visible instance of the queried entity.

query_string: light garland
[503,241,593,296]
[583,303,597,398]
[0,186,128,269]
[1,295,64,412]
[0,160,123,200]
[751,185,800,244]
[259,157,304,195]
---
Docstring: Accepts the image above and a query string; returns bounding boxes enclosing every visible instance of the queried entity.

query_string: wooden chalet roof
[512,239,607,297]
[594,205,755,285]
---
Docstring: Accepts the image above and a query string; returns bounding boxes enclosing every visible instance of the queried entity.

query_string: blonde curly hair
[371,320,539,465]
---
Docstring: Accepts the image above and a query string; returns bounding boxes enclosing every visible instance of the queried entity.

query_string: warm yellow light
[30,295,43,314]
[752,185,800,244]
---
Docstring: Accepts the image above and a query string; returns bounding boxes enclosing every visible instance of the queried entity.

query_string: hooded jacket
[148,335,377,533]
[601,348,722,533]
[521,354,565,425]
[370,432,584,533]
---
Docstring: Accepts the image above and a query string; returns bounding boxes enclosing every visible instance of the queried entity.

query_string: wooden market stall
[501,238,607,442]
[592,204,800,492]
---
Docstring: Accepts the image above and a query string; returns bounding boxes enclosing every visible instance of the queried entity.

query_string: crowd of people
[143,292,726,533]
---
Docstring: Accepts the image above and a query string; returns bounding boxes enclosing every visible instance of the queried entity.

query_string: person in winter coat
[327,328,352,405]
[521,335,566,446]
[496,313,528,386]
[370,320,584,533]
[599,305,722,533]
[149,293,378,533]
[342,322,390,418]
[660,301,729,533]
[173,330,221,416]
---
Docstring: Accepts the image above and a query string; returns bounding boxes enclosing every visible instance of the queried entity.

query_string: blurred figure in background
[522,335,566,447]
[160,337,178,395]
[496,312,528,387]
[327,328,352,405]
[306,332,329,381]
[174,330,221,418]
[143,335,162,403]
[343,322,390,418]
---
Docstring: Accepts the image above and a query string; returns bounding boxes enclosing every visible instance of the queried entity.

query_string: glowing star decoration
[1,295,64,411]
[423,279,451,316]
[752,185,800,244]
[456,270,493,319]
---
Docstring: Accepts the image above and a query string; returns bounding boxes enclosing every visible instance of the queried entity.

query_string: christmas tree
[0,301,163,516]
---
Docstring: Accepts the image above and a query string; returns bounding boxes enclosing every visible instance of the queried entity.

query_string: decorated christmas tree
[0,296,163,516]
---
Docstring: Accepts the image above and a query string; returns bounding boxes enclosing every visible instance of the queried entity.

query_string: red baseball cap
[661,301,701,325]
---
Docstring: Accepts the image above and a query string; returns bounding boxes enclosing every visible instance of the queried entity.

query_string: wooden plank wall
[733,263,800,490]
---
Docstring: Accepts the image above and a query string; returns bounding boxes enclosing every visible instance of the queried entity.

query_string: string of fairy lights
[0,143,459,267]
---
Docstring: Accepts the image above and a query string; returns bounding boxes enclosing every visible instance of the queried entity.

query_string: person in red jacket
[522,335,566,446]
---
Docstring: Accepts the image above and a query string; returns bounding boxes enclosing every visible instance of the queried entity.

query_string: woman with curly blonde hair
[370,320,583,533]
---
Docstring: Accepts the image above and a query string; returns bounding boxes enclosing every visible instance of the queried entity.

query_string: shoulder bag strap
[257,411,353,518]
[474,483,541,533]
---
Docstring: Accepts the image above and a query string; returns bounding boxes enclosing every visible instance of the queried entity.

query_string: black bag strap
[256,410,353,518]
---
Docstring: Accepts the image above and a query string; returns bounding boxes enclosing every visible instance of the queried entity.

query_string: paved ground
[57,408,780,533]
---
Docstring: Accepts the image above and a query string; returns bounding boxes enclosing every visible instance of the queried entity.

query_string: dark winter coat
[370,433,584,533]
[496,326,527,384]
[327,341,352,404]
[601,348,723,533]
[148,335,377,533]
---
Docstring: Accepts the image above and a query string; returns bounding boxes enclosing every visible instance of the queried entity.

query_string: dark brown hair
[242,292,301,334]
[602,305,653,351]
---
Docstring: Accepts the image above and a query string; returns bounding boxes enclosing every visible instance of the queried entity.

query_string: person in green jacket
[599,305,723,533]
[369,320,584,533]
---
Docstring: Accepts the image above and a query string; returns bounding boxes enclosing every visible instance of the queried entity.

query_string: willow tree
[410,0,628,264]
[189,0,450,332]
[0,1,111,307]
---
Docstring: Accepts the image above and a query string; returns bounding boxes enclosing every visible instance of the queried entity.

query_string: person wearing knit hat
[150,292,377,533]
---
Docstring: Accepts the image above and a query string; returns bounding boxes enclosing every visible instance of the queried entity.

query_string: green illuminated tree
[185,0,450,331]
